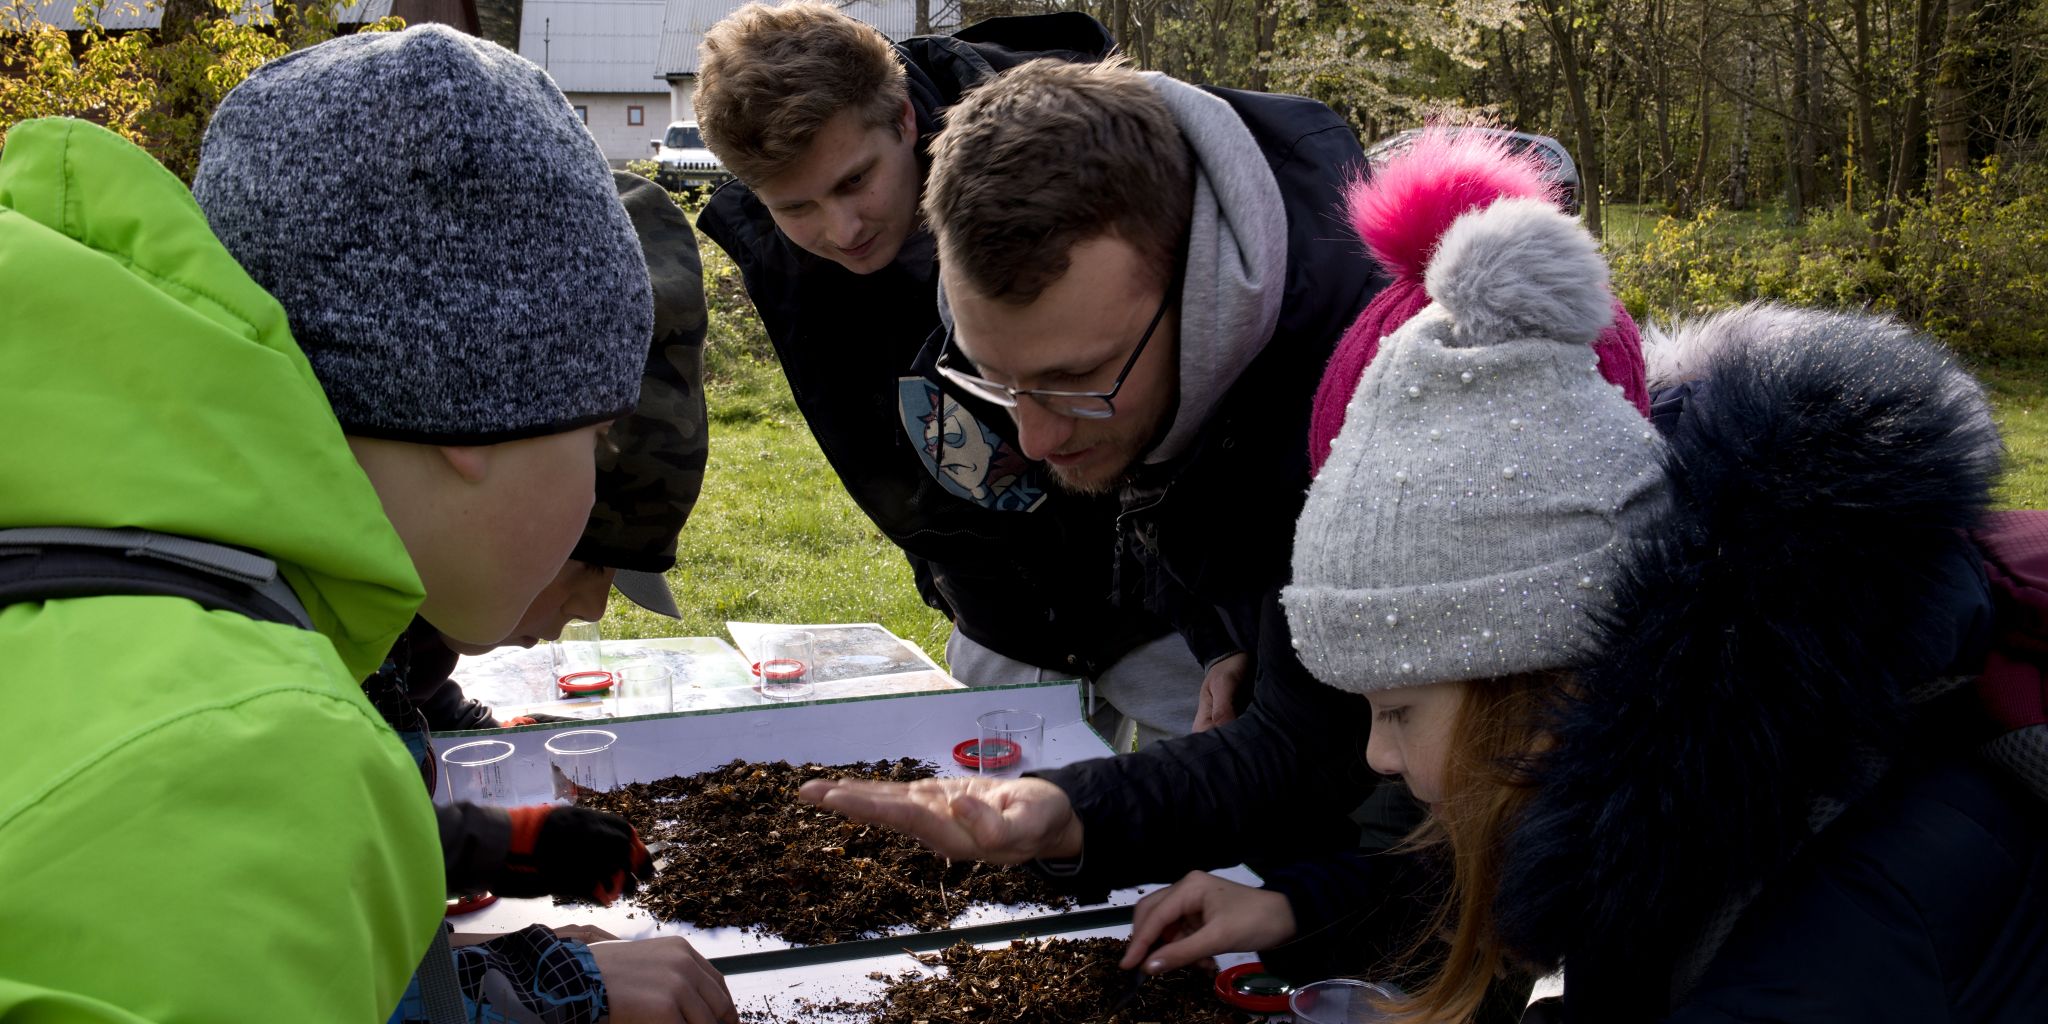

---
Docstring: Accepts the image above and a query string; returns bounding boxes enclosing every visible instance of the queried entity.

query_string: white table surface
[438,682,1258,962]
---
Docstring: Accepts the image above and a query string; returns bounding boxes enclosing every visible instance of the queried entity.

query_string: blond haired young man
[694,3,1208,746]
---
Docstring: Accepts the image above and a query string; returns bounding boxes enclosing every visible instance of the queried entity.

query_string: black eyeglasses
[935,284,1176,420]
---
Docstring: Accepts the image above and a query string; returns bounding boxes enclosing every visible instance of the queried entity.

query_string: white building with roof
[519,0,670,164]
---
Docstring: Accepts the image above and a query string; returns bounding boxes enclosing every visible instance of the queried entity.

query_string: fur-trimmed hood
[1495,304,2005,1015]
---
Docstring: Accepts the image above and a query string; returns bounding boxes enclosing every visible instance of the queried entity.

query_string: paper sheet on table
[453,631,965,720]
[451,636,753,713]
[439,682,1257,956]
[727,621,949,682]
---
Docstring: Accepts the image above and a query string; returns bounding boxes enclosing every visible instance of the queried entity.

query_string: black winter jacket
[1034,88,1403,887]
[696,15,1171,677]
[1509,315,2048,1021]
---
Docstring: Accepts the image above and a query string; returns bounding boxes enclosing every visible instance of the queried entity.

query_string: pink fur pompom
[1347,127,1560,281]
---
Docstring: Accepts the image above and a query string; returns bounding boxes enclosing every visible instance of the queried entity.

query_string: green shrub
[1890,160,2048,357]
[1608,159,2048,357]
[1,0,402,180]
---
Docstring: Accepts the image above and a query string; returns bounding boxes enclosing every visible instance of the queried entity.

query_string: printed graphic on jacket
[898,377,1047,512]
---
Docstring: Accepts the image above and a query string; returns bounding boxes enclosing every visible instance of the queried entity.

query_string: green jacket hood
[0,118,424,678]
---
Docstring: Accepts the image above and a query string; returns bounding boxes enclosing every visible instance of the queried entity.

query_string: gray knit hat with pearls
[1282,197,1670,693]
[193,25,652,444]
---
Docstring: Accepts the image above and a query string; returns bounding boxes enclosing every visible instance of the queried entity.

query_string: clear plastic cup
[613,660,674,716]
[544,729,618,802]
[552,619,602,679]
[1288,979,1398,1023]
[758,630,816,701]
[974,709,1043,777]
[441,739,518,805]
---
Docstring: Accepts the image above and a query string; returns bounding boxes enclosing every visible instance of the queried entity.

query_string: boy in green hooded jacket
[0,25,657,1023]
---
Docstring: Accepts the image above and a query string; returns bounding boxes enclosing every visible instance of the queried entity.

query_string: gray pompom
[1424,196,1612,349]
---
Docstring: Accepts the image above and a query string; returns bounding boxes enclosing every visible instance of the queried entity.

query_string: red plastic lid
[952,737,1021,770]
[1214,962,1293,1014]
[760,658,806,682]
[446,891,498,916]
[558,670,615,695]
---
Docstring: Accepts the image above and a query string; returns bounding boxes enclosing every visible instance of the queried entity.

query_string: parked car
[650,121,732,191]
[1364,127,1582,215]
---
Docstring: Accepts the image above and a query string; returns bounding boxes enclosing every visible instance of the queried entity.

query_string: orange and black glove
[495,805,654,905]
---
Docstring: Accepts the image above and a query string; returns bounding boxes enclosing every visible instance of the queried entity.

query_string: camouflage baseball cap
[571,172,709,617]
[613,568,682,618]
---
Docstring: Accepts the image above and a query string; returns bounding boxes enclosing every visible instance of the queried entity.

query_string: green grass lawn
[599,242,952,658]
[1976,353,2048,510]
[1601,201,1792,251]
[604,205,2048,658]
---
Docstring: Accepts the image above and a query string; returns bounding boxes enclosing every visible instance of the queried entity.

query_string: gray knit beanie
[1282,197,1670,693]
[192,25,652,444]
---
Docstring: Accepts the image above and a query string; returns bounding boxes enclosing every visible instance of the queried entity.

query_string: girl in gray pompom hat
[1126,194,2048,1024]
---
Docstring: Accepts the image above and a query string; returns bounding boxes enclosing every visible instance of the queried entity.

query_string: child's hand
[548,924,620,944]
[589,937,736,1024]
[1121,870,1299,975]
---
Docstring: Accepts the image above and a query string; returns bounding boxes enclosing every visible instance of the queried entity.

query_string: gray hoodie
[1138,71,1288,465]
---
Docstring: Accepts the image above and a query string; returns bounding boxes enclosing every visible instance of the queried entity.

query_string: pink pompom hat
[1308,127,1650,476]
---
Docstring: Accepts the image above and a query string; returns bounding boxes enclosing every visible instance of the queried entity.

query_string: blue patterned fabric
[390,925,606,1024]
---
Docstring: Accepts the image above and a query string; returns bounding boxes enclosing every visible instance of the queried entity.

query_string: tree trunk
[1496,29,1539,128]
[1788,0,1814,220]
[1541,0,1603,235]
[1204,0,1236,85]
[158,0,209,43]
[1886,0,1942,213]
[916,0,931,35]
[1136,0,1154,68]
[1807,2,1827,198]
[1248,0,1274,92]
[1647,0,1677,207]
[1932,0,1977,191]
[1851,0,1878,191]
[1728,34,1754,209]
[1684,2,1713,213]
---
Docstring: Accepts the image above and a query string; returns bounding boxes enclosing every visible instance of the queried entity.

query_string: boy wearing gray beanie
[191,25,737,1024]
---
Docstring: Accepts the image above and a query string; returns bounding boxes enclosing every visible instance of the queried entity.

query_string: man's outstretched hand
[795,775,1084,865]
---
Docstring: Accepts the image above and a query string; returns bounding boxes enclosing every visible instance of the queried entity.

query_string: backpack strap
[0,533,481,1014]
[0,527,312,630]
[413,926,472,1024]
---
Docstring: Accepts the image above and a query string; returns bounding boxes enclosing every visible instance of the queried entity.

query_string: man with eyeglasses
[916,55,1387,742]
[805,52,1399,923]
[692,3,1222,746]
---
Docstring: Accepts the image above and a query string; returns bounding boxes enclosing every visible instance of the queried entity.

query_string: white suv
[649,122,731,191]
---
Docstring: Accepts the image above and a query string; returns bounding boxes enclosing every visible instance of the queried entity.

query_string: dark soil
[574,758,1076,945]
[741,938,1250,1023]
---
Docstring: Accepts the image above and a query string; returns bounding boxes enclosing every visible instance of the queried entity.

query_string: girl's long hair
[1375,672,1563,1023]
